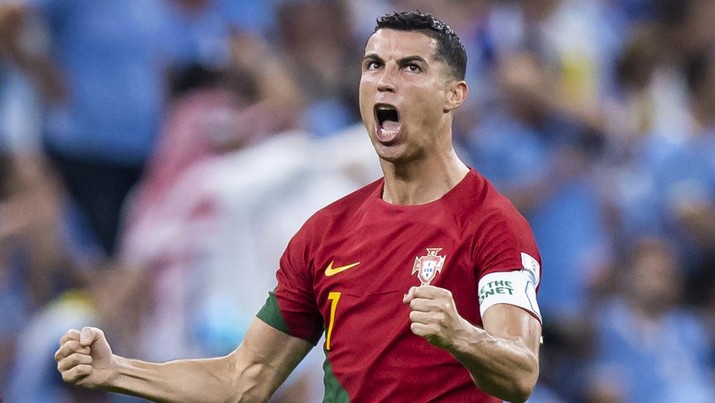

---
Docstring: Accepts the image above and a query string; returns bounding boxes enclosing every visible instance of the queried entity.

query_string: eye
[364,60,382,71]
[404,63,422,73]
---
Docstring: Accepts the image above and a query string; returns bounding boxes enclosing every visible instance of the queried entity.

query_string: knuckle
[78,364,91,376]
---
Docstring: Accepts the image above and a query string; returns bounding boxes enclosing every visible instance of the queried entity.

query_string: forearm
[105,330,302,402]
[404,286,541,401]
[104,354,243,403]
[57,321,311,402]
[448,318,539,403]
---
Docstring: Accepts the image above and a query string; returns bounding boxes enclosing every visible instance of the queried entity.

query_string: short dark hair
[374,11,467,80]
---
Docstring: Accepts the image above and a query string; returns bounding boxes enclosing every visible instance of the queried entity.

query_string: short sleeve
[257,227,324,345]
[473,200,542,322]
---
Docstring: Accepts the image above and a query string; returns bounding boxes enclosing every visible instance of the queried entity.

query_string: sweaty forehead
[364,29,438,60]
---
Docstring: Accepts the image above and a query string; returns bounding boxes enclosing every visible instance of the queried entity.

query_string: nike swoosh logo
[325,261,360,277]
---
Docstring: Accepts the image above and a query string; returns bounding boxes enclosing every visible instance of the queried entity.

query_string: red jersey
[257,168,541,402]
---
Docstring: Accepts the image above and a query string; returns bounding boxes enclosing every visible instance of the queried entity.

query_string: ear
[444,80,468,112]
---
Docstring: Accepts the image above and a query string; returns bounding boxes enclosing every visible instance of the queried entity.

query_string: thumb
[79,326,104,347]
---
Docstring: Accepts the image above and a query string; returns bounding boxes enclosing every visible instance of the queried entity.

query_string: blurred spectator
[678,49,715,309]
[276,0,362,138]
[128,31,305,225]
[605,0,715,308]
[164,0,248,71]
[588,237,715,402]
[606,23,666,154]
[119,54,303,359]
[463,51,610,401]
[5,267,147,403]
[0,0,178,257]
[1,1,291,399]
[0,0,273,255]
[161,0,280,83]
[109,31,328,401]
[0,151,100,397]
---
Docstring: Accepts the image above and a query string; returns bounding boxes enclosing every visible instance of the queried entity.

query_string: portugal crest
[411,248,446,285]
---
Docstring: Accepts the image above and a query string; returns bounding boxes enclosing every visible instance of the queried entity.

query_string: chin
[374,145,411,165]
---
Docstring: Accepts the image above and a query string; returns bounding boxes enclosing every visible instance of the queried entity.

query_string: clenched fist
[55,326,115,388]
[403,285,471,349]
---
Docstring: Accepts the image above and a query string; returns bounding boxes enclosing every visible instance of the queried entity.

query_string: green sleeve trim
[322,349,350,403]
[256,291,291,335]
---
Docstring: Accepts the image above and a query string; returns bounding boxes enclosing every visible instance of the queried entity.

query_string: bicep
[227,318,313,399]
[482,304,541,355]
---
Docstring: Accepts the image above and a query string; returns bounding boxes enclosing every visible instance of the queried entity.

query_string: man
[55,11,543,402]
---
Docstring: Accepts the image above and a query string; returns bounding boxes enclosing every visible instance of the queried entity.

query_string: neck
[380,148,469,205]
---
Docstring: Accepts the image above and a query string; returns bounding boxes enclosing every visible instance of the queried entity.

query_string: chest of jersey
[270,172,535,402]
[310,211,485,401]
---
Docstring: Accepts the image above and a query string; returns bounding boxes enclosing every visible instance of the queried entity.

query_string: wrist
[104,354,131,391]
[447,317,488,359]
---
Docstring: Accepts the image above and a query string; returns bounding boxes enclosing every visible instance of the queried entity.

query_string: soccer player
[55,11,543,402]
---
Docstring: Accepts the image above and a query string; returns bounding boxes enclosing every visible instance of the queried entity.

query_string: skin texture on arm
[55,319,313,403]
[404,285,541,403]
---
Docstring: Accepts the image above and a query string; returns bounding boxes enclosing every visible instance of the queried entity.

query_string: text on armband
[478,280,514,303]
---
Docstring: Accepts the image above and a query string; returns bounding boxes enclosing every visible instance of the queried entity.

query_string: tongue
[382,120,400,132]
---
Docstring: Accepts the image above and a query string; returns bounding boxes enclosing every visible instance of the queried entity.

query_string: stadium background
[1,0,714,401]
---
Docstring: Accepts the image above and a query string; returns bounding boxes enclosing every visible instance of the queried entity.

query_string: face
[630,243,681,314]
[359,29,464,163]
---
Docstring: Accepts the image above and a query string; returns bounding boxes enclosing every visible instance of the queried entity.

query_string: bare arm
[404,286,541,403]
[55,319,313,402]
[0,3,67,102]
[450,303,541,402]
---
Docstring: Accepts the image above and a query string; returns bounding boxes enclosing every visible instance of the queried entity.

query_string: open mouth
[376,104,399,126]
[374,104,401,141]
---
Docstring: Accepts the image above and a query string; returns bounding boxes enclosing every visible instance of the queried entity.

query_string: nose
[377,64,397,93]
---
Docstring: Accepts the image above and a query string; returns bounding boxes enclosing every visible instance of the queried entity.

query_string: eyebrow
[362,53,428,65]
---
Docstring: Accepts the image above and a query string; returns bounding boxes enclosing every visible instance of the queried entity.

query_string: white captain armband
[478,253,542,322]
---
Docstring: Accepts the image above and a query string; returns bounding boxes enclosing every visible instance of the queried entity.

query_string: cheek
[410,90,446,121]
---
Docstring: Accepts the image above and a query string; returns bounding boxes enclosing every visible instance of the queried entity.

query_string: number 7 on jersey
[326,291,341,350]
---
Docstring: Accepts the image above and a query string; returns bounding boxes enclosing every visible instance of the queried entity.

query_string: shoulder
[461,170,541,271]
[460,169,531,231]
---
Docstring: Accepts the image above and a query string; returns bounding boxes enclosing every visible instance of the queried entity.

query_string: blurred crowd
[0,0,714,402]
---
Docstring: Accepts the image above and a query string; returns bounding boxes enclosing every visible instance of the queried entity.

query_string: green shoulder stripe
[322,348,350,403]
[256,291,291,335]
